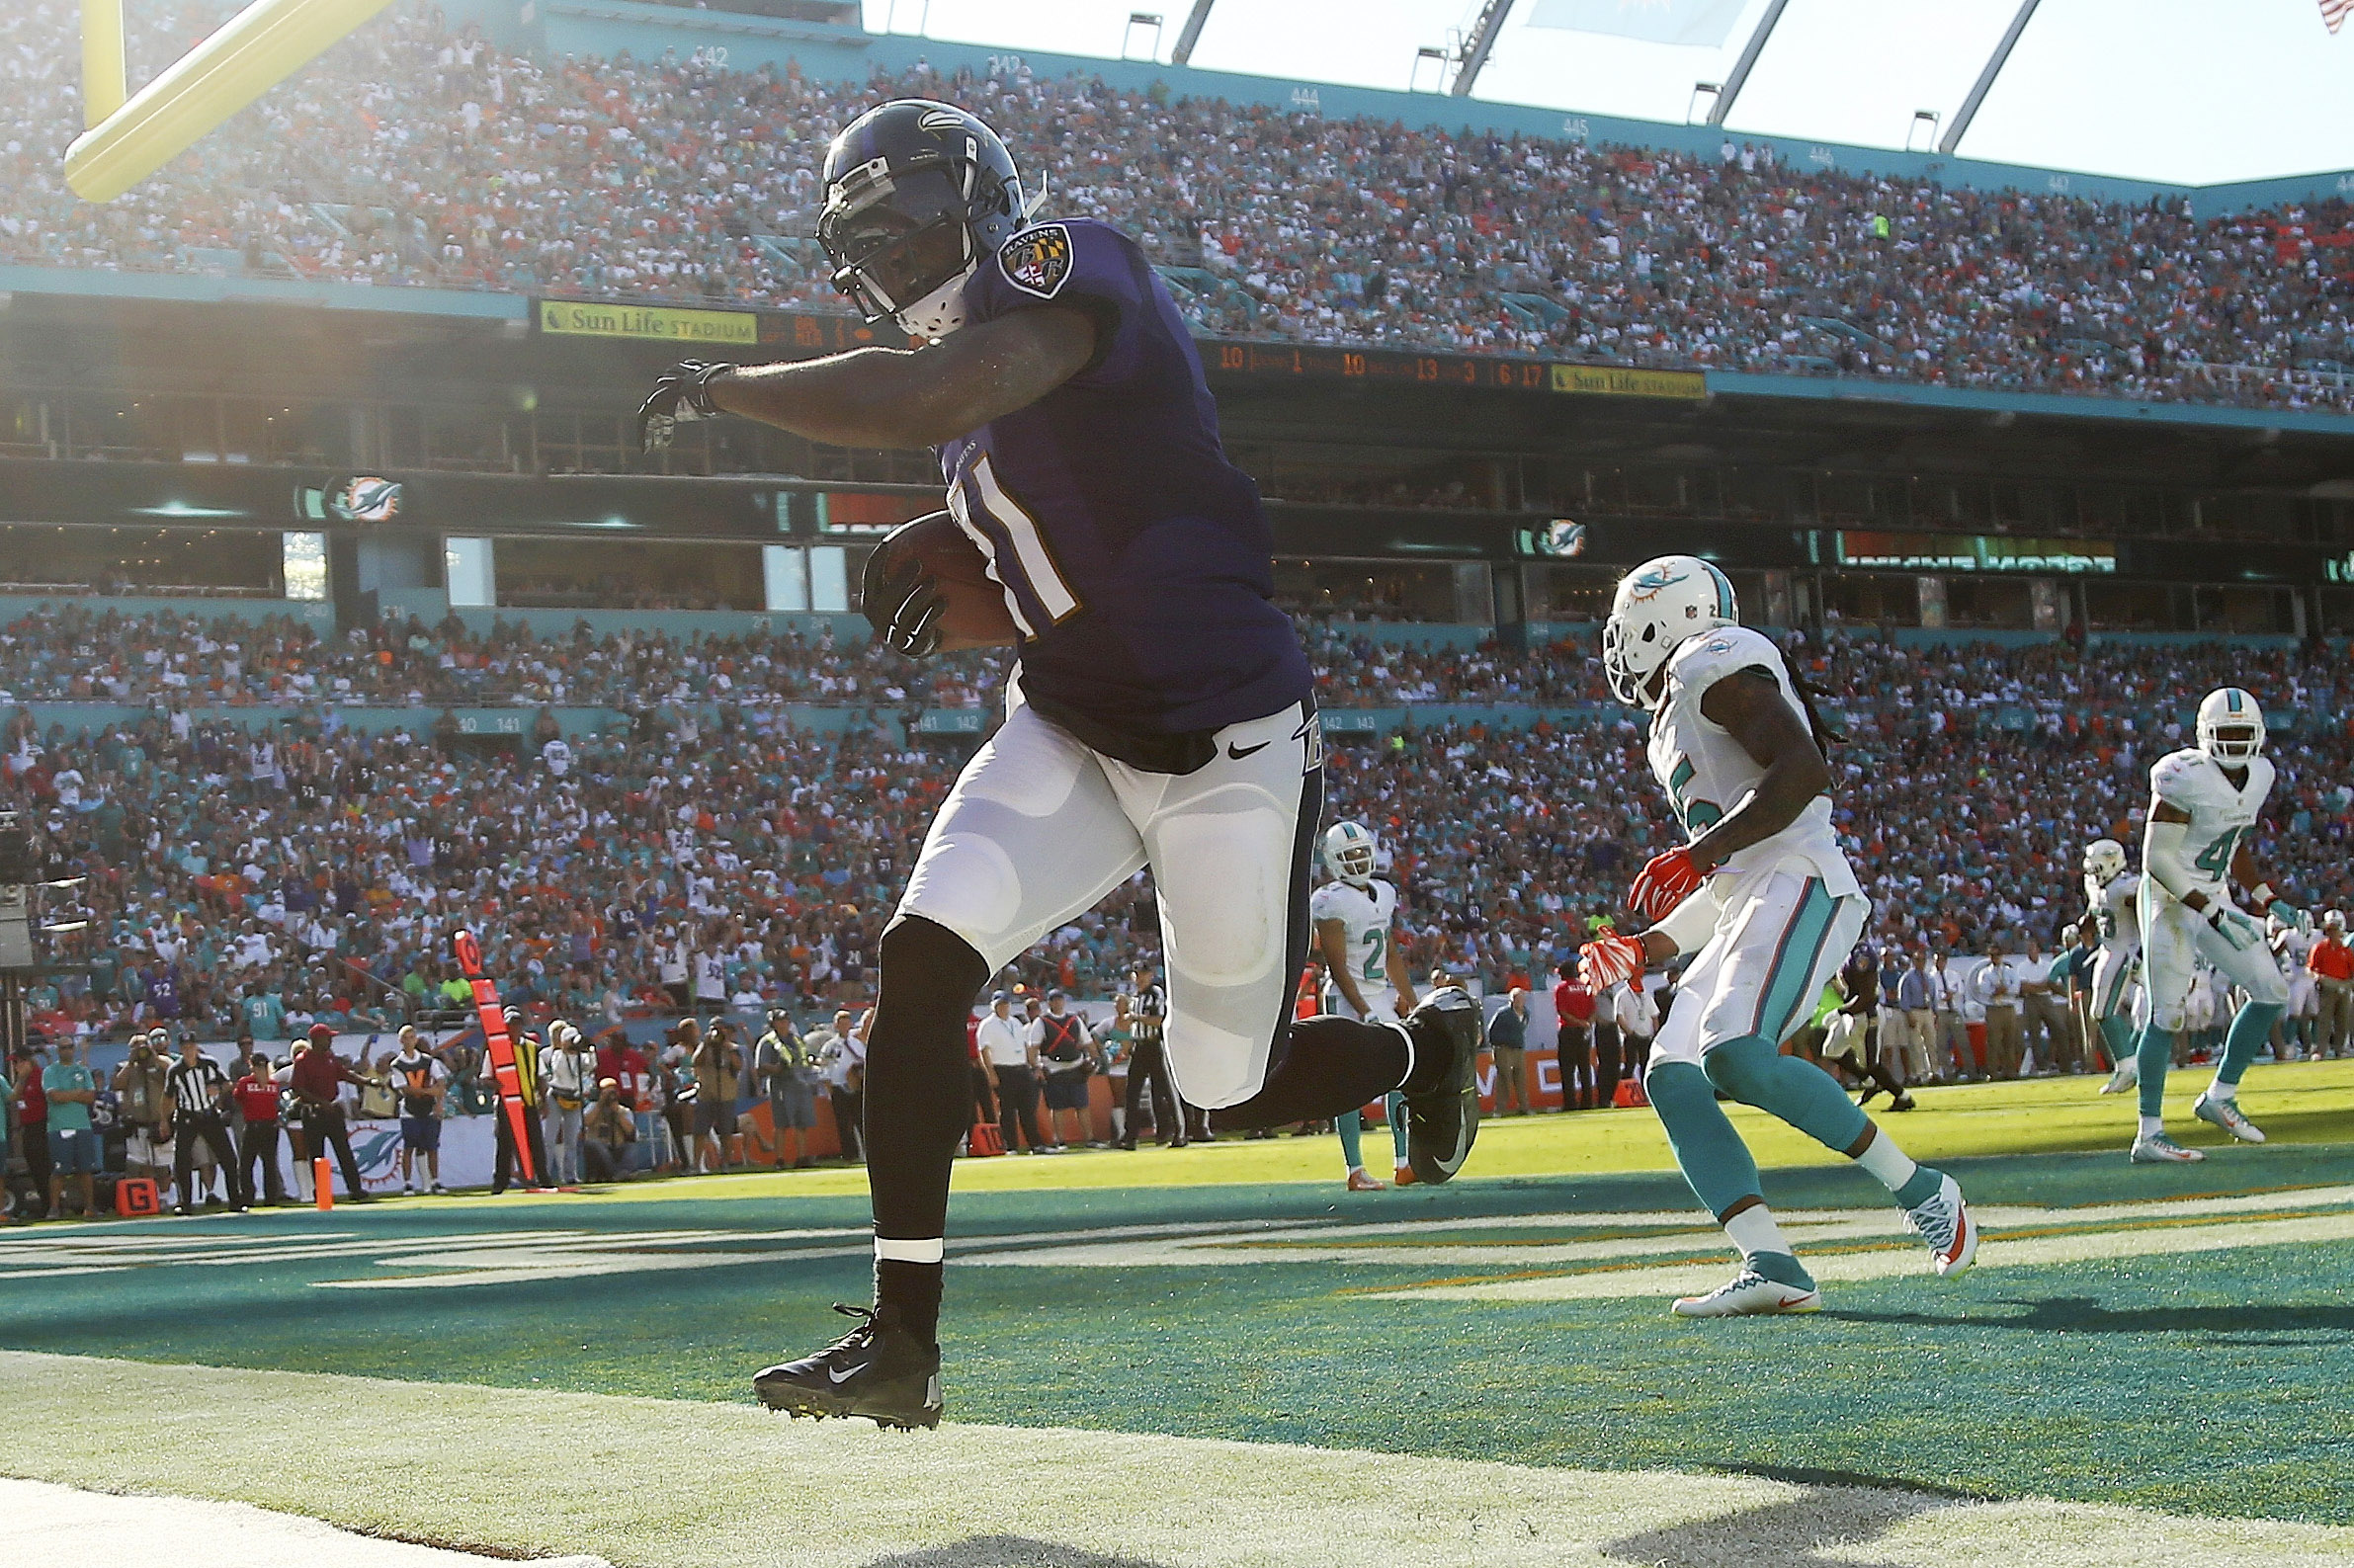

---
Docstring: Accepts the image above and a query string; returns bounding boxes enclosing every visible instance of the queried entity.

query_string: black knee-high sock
[863,915,990,1342]
[1214,1017,1412,1131]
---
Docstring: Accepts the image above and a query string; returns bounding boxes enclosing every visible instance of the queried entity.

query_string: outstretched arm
[688,307,1097,451]
[1687,668,1834,874]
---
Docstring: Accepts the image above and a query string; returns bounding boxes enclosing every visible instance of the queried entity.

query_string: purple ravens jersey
[940,218,1311,746]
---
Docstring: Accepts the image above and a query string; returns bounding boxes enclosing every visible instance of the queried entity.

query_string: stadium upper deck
[3,0,2352,421]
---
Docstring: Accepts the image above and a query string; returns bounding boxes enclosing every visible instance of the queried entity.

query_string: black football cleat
[1398,986,1482,1185]
[754,1304,943,1430]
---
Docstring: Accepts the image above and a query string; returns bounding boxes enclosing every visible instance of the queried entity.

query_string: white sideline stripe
[1365,1211,2354,1301]
[312,1218,1326,1290]
[1,1352,2348,1568]
[0,1478,613,1568]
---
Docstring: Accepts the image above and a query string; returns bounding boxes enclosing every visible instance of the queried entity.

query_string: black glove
[636,360,738,452]
[861,531,945,659]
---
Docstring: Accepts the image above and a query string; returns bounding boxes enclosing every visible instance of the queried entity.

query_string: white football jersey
[2083,868,2143,956]
[2276,927,2313,986]
[1311,876,1398,1011]
[2144,748,2275,907]
[1646,624,1858,897]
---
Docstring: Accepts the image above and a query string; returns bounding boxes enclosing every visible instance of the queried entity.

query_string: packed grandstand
[2,0,2350,411]
[1,0,2349,1086]
[5,603,2352,1046]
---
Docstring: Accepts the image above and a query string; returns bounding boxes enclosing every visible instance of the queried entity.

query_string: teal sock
[1746,1249,1815,1289]
[1386,1091,1407,1164]
[1646,1060,1765,1217]
[2098,1014,2135,1068]
[2135,1021,2174,1120]
[2216,1002,2286,1087]
[1337,1109,1364,1172]
[1892,1166,1945,1208]
[1702,1034,1871,1154]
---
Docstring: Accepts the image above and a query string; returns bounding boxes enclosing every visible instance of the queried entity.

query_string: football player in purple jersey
[638,100,1483,1430]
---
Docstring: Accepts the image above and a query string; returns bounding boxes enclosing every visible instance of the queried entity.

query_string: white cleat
[2192,1091,2266,1144]
[2099,1057,2140,1095]
[1901,1172,1977,1277]
[2130,1130,2205,1164]
[1672,1264,1823,1318]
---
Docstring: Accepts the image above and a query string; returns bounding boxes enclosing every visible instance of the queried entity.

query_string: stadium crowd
[16,603,2354,718]
[2,2,2349,411]
[2,604,2351,1050]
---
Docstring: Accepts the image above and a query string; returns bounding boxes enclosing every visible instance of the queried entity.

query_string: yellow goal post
[66,0,394,203]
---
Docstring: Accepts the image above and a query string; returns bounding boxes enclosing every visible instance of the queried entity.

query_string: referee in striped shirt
[166,1035,248,1214]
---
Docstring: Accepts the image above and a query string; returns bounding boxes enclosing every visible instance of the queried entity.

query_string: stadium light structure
[1687,82,1722,125]
[1169,0,1216,65]
[65,0,395,203]
[1123,13,1163,62]
[1450,0,1512,97]
[1906,109,1941,153]
[1410,44,1449,94]
[1705,0,1792,127]
[1940,0,2042,156]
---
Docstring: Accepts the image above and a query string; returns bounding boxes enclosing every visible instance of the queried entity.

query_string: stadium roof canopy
[880,0,2354,188]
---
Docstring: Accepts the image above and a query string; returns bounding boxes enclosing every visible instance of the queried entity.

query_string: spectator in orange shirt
[2309,912,2354,1057]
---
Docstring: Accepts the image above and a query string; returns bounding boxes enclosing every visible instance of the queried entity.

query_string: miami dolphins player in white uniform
[1579,555,1975,1317]
[2082,838,2145,1095]
[2128,688,2294,1163]
[2272,909,2317,1059]
[1312,821,1419,1191]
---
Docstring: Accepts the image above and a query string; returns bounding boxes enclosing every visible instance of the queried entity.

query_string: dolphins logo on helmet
[2082,839,2128,886]
[1602,554,1737,706]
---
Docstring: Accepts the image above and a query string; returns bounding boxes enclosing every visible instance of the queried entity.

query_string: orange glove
[1578,933,1647,991]
[1629,846,1705,923]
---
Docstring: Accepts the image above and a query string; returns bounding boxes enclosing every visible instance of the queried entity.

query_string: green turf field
[7,1063,2354,1566]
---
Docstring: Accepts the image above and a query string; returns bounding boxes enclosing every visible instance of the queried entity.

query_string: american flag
[2326,0,2352,34]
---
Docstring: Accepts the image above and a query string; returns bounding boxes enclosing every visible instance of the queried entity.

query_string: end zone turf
[3,1353,2349,1568]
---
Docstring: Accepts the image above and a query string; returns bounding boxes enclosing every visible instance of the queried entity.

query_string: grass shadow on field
[1601,1481,1947,1568]
[1823,1294,2354,1344]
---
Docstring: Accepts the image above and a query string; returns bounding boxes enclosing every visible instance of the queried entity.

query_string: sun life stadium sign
[538,298,760,345]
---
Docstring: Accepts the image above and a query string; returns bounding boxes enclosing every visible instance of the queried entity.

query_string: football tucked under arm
[861,512,1021,657]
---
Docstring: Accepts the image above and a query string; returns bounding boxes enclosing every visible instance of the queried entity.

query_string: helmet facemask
[818,156,1010,340]
[2199,719,2264,765]
[1601,617,1662,707]
[1322,823,1378,887]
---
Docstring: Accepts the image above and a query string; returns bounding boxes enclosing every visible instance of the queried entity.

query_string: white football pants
[897,694,1321,1109]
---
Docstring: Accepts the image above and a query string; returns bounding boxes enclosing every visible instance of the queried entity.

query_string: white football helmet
[1321,820,1377,887]
[1603,554,1737,706]
[2195,688,2265,764]
[2082,839,2127,885]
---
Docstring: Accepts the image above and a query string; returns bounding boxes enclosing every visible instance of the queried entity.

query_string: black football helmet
[817,99,1027,339]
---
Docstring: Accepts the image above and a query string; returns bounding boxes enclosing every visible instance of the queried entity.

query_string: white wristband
[2249,883,2275,910]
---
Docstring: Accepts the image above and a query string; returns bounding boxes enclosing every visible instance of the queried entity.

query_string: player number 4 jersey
[2146,748,2275,905]
[1645,625,1858,898]
[1310,877,1398,1002]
